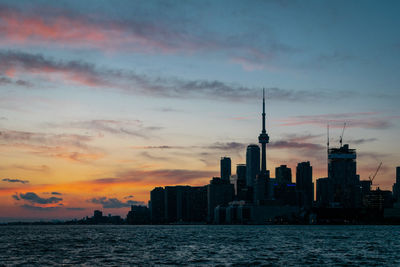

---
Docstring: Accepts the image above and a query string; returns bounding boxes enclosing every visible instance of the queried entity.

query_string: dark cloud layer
[0,50,348,103]
[20,204,60,211]
[2,178,29,184]
[15,192,62,204]
[90,197,143,209]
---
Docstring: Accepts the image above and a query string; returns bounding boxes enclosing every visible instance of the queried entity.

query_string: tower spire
[258,88,269,173]
[262,88,266,134]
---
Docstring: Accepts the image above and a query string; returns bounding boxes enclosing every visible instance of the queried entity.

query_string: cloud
[279,112,393,129]
[6,164,50,173]
[0,76,31,87]
[0,3,298,66]
[347,138,378,145]
[269,140,323,150]
[2,178,29,184]
[16,192,62,204]
[51,192,62,195]
[133,145,179,150]
[140,151,169,161]
[66,207,86,211]
[267,134,326,166]
[90,197,143,209]
[0,76,12,85]
[0,129,93,148]
[56,119,161,139]
[157,107,182,112]
[0,129,104,163]
[0,50,349,102]
[20,204,60,211]
[358,152,391,161]
[0,3,196,53]
[95,168,216,186]
[206,142,246,151]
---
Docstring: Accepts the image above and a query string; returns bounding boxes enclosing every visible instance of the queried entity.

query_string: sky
[0,0,399,221]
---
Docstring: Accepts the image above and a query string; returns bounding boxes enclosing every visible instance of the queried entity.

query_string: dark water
[1,225,400,266]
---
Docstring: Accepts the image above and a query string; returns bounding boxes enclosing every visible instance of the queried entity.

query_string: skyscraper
[328,144,360,208]
[235,164,247,200]
[296,161,313,209]
[276,165,292,184]
[236,164,246,181]
[246,144,260,187]
[220,157,231,181]
[150,187,165,224]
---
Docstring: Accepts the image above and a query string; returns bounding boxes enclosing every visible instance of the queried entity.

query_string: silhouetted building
[164,186,178,223]
[207,177,234,223]
[151,185,207,223]
[296,161,313,209]
[220,157,231,181]
[150,187,165,223]
[187,186,208,222]
[88,210,123,224]
[273,182,298,205]
[364,188,393,210]
[235,164,248,200]
[360,180,372,206]
[393,167,400,201]
[94,210,103,220]
[328,144,361,208]
[276,165,292,184]
[316,177,329,207]
[246,144,260,187]
[126,205,150,224]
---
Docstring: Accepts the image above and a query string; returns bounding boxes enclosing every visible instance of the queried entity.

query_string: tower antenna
[327,123,330,151]
[339,122,346,147]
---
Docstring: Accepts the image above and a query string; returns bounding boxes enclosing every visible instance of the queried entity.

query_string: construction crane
[369,162,382,188]
[339,122,346,147]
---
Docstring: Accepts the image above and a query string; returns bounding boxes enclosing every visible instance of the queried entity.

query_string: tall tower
[246,144,260,187]
[254,89,271,203]
[258,89,269,174]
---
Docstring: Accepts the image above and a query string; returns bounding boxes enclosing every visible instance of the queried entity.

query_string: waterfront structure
[220,157,231,181]
[207,177,234,223]
[296,161,314,209]
[126,205,150,224]
[246,144,260,187]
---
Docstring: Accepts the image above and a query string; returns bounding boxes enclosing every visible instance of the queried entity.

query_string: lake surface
[1,225,400,266]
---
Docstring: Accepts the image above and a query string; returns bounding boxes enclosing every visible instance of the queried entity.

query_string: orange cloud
[55,152,104,162]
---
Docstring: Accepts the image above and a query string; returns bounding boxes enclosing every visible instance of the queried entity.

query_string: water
[1,225,400,266]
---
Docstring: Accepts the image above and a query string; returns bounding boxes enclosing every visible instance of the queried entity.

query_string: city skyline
[0,0,399,221]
